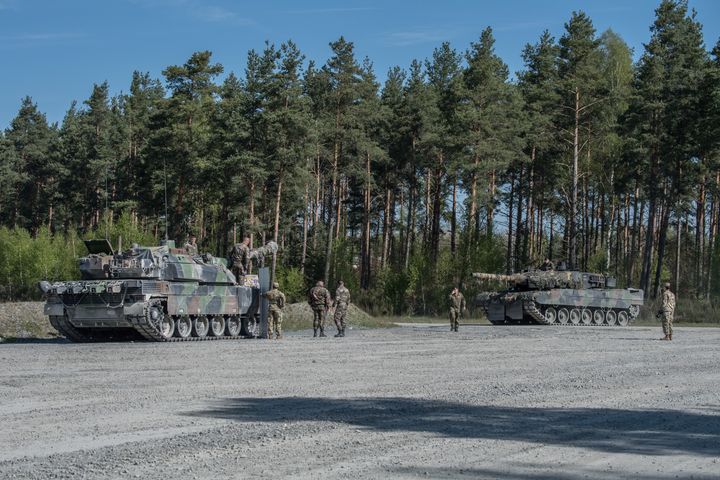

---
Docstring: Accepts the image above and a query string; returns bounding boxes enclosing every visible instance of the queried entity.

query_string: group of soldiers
[185,237,678,340]
[260,279,352,340]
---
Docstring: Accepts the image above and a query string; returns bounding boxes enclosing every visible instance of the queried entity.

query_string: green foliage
[0,227,80,300]
[275,266,306,304]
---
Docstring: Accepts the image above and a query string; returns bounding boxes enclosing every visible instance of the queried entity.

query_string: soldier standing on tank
[333,280,351,337]
[660,282,676,341]
[229,236,251,279]
[449,287,466,332]
[184,234,198,256]
[263,282,286,340]
[539,258,554,271]
[308,280,332,337]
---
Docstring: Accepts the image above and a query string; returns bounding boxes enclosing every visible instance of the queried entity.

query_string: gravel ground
[1,324,719,479]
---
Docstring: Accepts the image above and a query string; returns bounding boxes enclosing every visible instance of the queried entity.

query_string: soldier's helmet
[338,280,344,286]
[316,280,324,287]
[664,282,671,289]
[273,282,279,288]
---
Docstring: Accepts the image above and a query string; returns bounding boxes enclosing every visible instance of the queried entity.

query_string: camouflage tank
[473,269,643,327]
[39,239,277,342]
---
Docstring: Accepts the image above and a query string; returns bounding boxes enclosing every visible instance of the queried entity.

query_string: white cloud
[385,30,448,47]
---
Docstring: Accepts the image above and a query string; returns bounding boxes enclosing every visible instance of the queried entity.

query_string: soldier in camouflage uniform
[184,235,198,256]
[263,282,286,340]
[660,282,676,341]
[333,280,351,337]
[539,258,554,271]
[449,287,466,332]
[308,280,332,337]
[229,236,251,279]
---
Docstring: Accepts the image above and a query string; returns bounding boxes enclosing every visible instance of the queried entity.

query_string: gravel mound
[0,301,54,340]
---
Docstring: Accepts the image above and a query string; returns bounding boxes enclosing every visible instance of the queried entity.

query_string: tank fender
[44,302,64,316]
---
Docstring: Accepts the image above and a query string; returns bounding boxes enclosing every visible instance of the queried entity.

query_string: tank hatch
[84,239,114,255]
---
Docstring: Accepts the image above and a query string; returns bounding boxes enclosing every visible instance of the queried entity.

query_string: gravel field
[1,324,719,479]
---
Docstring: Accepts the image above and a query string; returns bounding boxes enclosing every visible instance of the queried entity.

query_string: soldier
[333,280,351,337]
[308,280,332,337]
[263,282,286,340]
[229,236,251,279]
[539,258,554,271]
[660,282,676,341]
[449,287,466,332]
[184,234,198,256]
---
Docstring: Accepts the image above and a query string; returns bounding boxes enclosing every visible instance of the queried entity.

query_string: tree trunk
[696,176,706,295]
[404,184,416,271]
[450,179,457,256]
[653,201,670,298]
[301,185,309,275]
[487,169,496,238]
[271,170,283,282]
[507,171,515,274]
[382,186,392,268]
[360,151,372,289]
[640,195,656,295]
[248,180,255,249]
[569,87,580,270]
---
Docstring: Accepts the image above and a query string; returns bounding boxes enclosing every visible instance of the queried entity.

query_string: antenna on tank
[104,161,109,240]
[163,158,169,240]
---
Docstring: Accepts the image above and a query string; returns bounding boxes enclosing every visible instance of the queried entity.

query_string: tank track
[524,301,635,327]
[127,300,258,342]
[49,315,98,342]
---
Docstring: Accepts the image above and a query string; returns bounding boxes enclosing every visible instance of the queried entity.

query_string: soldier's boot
[334,330,342,337]
[660,334,669,340]
[319,327,327,337]
[340,327,345,337]
[276,334,283,340]
[669,333,672,341]
[313,329,318,338]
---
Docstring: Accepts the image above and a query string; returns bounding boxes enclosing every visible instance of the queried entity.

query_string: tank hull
[43,279,262,342]
[478,288,644,327]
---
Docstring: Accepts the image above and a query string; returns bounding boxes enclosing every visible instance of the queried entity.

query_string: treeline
[1,0,719,314]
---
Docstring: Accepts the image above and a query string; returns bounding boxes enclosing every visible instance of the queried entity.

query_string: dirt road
[1,324,718,479]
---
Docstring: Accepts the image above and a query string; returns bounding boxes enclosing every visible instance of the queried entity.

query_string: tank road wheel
[241,315,258,338]
[193,315,209,338]
[158,315,175,339]
[209,315,226,337]
[605,310,618,326]
[543,307,557,324]
[569,308,581,326]
[175,315,192,338]
[617,310,629,326]
[557,308,570,325]
[592,309,605,325]
[580,309,592,326]
[226,315,241,337]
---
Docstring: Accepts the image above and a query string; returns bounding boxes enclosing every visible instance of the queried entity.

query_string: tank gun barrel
[248,241,278,262]
[472,272,522,282]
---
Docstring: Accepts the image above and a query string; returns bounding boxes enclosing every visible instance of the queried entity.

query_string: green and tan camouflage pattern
[474,270,644,325]
[39,240,274,336]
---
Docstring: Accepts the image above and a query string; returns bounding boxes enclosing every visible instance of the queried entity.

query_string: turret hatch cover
[84,239,114,255]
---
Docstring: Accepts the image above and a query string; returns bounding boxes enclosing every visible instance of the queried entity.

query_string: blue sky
[1,0,718,129]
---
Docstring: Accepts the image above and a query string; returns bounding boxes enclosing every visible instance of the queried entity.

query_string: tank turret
[472,268,642,327]
[473,270,614,290]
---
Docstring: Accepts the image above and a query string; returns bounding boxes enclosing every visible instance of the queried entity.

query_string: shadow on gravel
[389,466,719,480]
[187,397,720,457]
[0,337,68,344]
